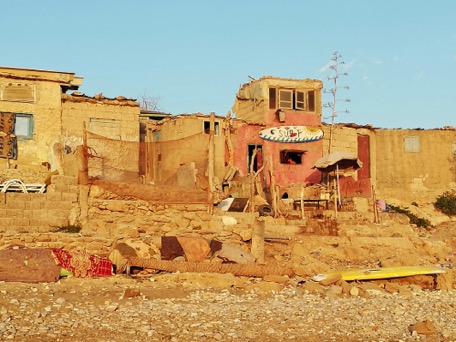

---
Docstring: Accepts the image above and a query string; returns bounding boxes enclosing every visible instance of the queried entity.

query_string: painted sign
[259,126,323,143]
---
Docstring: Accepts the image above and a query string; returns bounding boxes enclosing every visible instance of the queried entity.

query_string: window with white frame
[15,113,34,140]
[269,87,315,112]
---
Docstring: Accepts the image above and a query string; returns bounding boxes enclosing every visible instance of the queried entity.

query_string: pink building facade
[231,77,324,188]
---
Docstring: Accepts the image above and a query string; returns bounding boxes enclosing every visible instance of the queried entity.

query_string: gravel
[1,276,455,341]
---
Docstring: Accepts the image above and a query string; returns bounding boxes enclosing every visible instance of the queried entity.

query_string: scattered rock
[319,273,342,286]
[349,286,359,296]
[408,320,437,335]
[123,288,141,298]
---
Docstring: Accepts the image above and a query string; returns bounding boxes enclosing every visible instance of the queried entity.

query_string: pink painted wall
[233,110,323,187]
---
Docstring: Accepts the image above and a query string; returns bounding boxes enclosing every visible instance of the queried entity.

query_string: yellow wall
[61,95,140,181]
[0,77,64,169]
[146,115,227,186]
[322,124,456,199]
[0,67,141,183]
[374,129,455,197]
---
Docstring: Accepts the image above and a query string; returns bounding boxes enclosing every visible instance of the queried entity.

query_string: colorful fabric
[51,248,113,278]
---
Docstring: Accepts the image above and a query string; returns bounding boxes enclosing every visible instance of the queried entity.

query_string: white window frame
[15,113,34,140]
[295,91,305,110]
[278,89,293,109]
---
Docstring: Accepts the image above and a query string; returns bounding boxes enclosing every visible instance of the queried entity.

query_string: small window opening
[269,88,276,109]
[204,121,220,135]
[280,150,304,164]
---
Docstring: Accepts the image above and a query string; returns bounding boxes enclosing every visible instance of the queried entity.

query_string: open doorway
[247,144,263,173]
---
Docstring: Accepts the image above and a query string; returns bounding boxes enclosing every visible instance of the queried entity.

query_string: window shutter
[295,91,305,110]
[0,112,17,159]
[278,90,293,109]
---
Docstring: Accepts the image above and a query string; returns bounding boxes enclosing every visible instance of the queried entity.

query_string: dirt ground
[1,183,456,341]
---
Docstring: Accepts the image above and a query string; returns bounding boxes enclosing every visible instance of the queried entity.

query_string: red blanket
[51,248,113,278]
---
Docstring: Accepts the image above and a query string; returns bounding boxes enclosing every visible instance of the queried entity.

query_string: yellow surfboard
[312,265,446,282]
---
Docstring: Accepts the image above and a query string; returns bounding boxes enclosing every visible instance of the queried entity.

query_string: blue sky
[2,1,455,129]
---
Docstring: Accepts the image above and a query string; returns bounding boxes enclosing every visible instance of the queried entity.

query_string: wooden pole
[333,179,338,219]
[207,112,215,214]
[251,217,265,264]
[77,122,89,185]
[249,147,257,212]
[336,164,341,206]
[372,184,380,223]
[269,156,278,218]
[224,111,234,167]
[300,186,305,219]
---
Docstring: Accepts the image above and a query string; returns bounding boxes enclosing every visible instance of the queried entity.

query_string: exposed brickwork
[0,175,79,233]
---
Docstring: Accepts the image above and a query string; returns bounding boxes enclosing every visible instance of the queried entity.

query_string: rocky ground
[1,196,456,341]
[1,270,455,342]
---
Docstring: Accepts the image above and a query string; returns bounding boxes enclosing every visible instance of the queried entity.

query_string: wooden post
[224,111,234,167]
[249,147,257,213]
[372,184,380,223]
[300,186,305,219]
[77,122,89,185]
[333,179,338,219]
[269,156,278,218]
[207,112,215,214]
[251,217,265,264]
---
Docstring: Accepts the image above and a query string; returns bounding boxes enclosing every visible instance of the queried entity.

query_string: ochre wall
[321,124,456,199]
[374,129,455,197]
[61,95,140,182]
[0,78,64,170]
[147,115,226,186]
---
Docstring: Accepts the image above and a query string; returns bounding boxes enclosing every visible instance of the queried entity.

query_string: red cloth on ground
[51,248,113,278]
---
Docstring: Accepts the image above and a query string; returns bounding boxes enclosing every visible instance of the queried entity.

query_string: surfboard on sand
[259,126,323,143]
[311,265,446,282]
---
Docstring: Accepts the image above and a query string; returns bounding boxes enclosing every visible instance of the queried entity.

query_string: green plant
[55,224,82,234]
[434,190,456,217]
[389,205,431,229]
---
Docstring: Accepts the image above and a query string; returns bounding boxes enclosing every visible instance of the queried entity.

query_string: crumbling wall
[374,128,456,199]
[145,115,226,187]
[233,77,323,124]
[61,94,141,182]
[321,125,359,155]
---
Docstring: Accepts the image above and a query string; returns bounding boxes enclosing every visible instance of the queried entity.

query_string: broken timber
[126,257,294,278]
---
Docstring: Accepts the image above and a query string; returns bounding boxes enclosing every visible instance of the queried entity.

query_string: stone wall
[0,175,79,233]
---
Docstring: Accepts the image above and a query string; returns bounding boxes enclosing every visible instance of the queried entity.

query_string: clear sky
[2,1,455,129]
